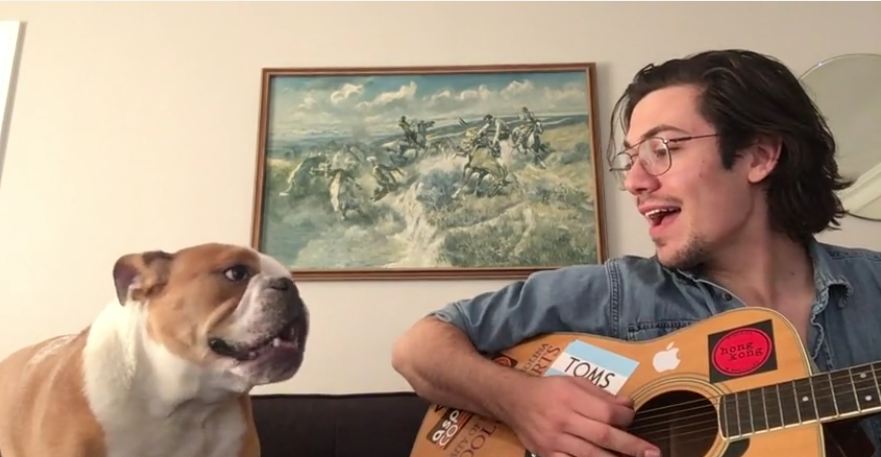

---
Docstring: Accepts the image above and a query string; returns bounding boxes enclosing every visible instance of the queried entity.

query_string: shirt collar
[808,239,854,306]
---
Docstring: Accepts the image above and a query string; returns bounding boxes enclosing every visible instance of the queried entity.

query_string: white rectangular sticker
[544,340,639,394]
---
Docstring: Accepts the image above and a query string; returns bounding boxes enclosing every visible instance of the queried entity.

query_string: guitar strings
[628,385,878,429]
[627,363,881,421]
[626,386,878,438]
[629,409,845,447]
[633,409,760,441]
[631,415,828,448]
[620,377,881,437]
[625,401,874,444]
[470,377,880,449]
[624,374,879,425]
[524,385,879,450]
[634,422,737,449]
[566,412,824,452]
[638,419,725,445]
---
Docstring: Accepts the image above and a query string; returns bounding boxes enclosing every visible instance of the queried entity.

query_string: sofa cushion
[251,392,430,457]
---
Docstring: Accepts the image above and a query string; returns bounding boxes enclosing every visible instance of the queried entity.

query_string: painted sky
[267,70,591,140]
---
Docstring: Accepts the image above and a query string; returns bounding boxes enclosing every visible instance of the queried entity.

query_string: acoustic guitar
[408,307,877,457]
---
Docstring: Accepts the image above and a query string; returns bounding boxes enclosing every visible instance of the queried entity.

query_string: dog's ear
[112,250,173,305]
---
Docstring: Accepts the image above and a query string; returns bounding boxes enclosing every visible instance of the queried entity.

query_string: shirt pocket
[626,319,696,341]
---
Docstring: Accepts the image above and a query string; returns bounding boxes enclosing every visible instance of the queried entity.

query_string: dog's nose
[268,277,295,291]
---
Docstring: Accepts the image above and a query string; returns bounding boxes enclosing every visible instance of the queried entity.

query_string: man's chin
[653,239,681,265]
[653,240,673,263]
[655,242,705,271]
[656,254,678,269]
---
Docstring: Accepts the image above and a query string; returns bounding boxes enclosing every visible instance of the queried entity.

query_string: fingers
[545,429,660,457]
[548,433,619,457]
[613,393,635,407]
[564,384,635,428]
[517,376,660,457]
[562,418,661,457]
[563,376,634,411]
[563,377,644,427]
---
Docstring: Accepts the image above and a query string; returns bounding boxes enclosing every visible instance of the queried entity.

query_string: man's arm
[391,315,525,418]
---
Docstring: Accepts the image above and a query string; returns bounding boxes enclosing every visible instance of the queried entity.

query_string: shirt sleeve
[430,263,615,354]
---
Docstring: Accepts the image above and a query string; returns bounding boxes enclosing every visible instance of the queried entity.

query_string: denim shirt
[433,240,881,454]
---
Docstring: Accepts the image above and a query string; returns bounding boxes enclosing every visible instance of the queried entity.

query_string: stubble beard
[656,233,709,271]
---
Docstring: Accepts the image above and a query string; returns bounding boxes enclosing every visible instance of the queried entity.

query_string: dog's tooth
[248,351,258,360]
[272,337,281,348]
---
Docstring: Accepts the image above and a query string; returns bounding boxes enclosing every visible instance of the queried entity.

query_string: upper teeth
[646,208,676,217]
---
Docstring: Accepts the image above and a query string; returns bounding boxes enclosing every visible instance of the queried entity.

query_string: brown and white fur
[0,243,309,457]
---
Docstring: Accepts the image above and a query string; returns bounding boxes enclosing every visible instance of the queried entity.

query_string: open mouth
[645,207,680,227]
[208,321,301,362]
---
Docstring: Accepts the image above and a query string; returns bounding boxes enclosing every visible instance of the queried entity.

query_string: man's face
[624,84,757,269]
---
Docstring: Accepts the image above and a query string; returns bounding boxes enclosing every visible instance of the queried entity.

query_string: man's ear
[746,134,783,184]
[112,250,173,305]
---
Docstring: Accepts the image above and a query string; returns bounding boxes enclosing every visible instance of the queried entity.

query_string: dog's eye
[223,264,251,282]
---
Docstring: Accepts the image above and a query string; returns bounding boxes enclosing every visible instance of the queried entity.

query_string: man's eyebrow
[623,124,689,148]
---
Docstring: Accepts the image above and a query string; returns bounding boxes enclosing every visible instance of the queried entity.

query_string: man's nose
[623,160,660,196]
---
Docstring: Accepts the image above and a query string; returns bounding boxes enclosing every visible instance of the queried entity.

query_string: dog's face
[112,243,308,387]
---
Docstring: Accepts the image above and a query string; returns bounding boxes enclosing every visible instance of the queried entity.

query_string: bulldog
[0,243,309,457]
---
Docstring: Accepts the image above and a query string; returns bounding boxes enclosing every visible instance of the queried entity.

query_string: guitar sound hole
[629,390,717,457]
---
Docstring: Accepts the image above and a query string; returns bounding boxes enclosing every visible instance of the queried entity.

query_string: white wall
[0,2,879,395]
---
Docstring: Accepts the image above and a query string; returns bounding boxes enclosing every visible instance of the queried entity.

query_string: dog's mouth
[208,320,302,362]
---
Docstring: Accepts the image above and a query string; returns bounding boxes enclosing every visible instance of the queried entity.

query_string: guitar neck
[721,360,881,439]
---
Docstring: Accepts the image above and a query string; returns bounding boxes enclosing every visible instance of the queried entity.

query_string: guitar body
[409,307,874,457]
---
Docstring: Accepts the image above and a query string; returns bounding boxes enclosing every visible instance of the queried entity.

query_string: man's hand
[495,375,661,457]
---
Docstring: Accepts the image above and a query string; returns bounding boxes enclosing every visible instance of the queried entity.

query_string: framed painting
[251,63,607,280]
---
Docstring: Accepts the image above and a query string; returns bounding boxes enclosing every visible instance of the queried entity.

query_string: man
[476,113,510,157]
[513,105,550,166]
[399,115,419,146]
[392,49,881,457]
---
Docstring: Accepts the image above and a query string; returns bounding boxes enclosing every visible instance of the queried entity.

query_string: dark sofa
[251,392,430,457]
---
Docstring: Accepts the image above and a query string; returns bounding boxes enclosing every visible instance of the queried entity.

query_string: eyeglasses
[608,133,719,187]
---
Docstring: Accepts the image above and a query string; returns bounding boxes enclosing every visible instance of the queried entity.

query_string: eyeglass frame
[607,133,720,185]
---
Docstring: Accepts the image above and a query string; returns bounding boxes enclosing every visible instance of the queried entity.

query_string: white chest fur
[101,400,246,457]
[83,302,251,457]
[102,404,245,457]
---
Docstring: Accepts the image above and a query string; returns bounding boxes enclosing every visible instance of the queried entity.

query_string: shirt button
[722,292,733,301]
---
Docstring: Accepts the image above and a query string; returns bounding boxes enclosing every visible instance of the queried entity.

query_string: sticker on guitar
[425,406,474,449]
[707,318,778,382]
[544,340,639,394]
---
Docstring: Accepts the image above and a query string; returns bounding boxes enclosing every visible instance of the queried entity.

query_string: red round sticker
[711,328,772,376]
